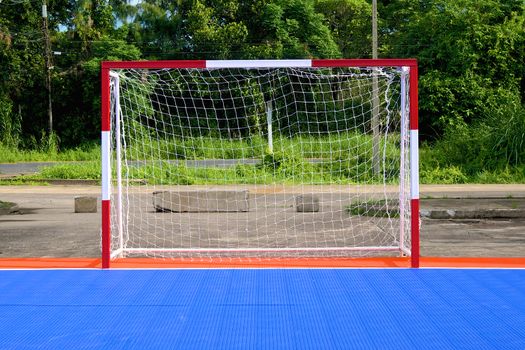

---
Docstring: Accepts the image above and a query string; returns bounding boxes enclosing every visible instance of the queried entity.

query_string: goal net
[101,59,419,266]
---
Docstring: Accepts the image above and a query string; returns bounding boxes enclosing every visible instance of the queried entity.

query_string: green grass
[116,132,403,185]
[37,162,101,180]
[126,159,372,185]
[2,132,525,184]
[419,145,525,184]
[0,143,100,163]
[0,132,385,162]
[10,153,394,186]
[0,162,100,185]
[0,178,51,186]
[419,166,525,184]
[122,132,395,161]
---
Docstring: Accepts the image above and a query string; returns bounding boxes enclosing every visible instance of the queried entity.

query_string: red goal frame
[101,59,419,269]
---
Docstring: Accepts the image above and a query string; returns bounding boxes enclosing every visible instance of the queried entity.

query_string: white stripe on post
[206,60,312,68]
[101,130,111,201]
[410,129,419,200]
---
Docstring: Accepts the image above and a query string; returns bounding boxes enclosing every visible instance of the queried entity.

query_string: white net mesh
[109,65,412,260]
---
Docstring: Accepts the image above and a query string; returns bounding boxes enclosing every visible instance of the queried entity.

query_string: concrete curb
[420,198,525,219]
[153,190,249,212]
[421,209,525,219]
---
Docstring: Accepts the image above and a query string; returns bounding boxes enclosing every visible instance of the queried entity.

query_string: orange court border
[1,256,525,269]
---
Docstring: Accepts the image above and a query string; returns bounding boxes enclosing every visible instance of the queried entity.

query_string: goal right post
[101,59,419,268]
[408,63,420,268]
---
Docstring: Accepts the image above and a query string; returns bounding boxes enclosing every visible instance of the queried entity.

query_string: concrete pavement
[0,184,524,258]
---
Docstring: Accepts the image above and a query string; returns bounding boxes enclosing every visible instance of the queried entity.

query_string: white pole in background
[266,101,273,154]
[42,1,53,133]
[371,0,380,175]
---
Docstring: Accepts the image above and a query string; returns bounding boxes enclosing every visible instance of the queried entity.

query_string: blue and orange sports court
[1,257,525,349]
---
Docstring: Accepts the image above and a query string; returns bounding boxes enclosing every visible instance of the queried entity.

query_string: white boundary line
[1,267,525,271]
[122,246,402,253]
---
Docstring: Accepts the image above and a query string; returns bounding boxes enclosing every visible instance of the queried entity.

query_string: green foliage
[258,151,317,180]
[38,162,101,180]
[420,71,523,139]
[420,165,469,184]
[429,101,525,173]
[419,92,525,184]
[314,0,372,58]
[0,0,524,184]
[0,95,21,148]
[384,0,525,140]
[23,133,402,185]
[420,164,525,185]
[484,99,525,167]
[186,0,248,59]
[243,0,341,59]
[0,143,99,163]
[12,133,525,184]
[0,0,48,139]
[52,35,141,146]
[474,166,525,184]
[38,131,60,157]
[129,163,195,185]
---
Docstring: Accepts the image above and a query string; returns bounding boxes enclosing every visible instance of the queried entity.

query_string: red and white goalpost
[101,59,419,268]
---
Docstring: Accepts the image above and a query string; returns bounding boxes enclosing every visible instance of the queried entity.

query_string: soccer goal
[101,59,419,268]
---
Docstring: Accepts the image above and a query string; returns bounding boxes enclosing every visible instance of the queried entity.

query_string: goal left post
[101,66,111,269]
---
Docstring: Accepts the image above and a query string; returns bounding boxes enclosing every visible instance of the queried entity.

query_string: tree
[382,0,525,139]
[314,0,372,58]
[0,0,48,144]
[185,0,248,59]
[50,0,141,145]
[241,0,341,59]
[127,0,185,59]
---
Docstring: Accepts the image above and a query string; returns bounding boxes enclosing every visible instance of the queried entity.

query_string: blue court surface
[1,268,524,349]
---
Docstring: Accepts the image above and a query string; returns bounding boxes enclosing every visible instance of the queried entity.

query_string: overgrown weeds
[2,130,524,184]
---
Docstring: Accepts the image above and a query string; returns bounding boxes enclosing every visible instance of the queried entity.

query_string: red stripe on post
[312,58,418,68]
[101,68,110,132]
[409,64,419,130]
[411,198,420,268]
[101,200,111,269]
[102,60,206,70]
